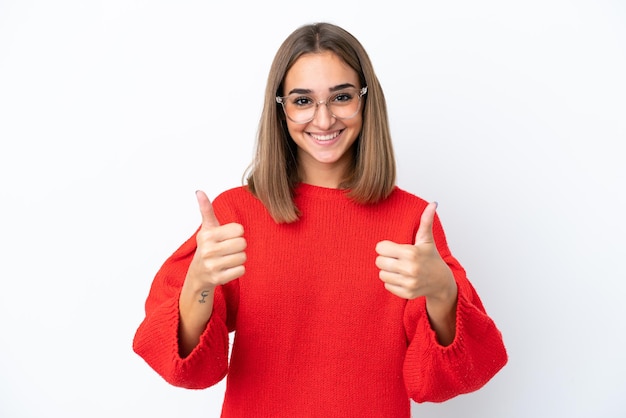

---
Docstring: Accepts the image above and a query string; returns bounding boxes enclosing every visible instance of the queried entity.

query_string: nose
[312,100,335,128]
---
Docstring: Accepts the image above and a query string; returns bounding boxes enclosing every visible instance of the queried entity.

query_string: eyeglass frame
[275,86,368,124]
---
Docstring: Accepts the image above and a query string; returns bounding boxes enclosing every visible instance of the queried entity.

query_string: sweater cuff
[403,282,507,402]
[133,294,230,389]
[420,288,493,353]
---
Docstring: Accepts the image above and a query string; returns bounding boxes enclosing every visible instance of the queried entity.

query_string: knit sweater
[133,184,507,417]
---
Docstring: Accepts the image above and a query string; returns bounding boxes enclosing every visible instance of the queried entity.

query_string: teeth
[311,131,340,141]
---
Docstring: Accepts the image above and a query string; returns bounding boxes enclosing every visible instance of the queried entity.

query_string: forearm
[425,274,458,346]
[178,275,215,357]
[404,280,507,402]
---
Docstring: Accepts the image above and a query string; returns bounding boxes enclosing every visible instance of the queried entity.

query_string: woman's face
[282,51,363,187]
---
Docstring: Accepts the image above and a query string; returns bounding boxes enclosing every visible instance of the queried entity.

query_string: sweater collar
[294,183,350,199]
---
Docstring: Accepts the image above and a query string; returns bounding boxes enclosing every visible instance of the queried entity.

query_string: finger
[378,269,406,286]
[376,241,417,263]
[376,253,402,272]
[214,265,246,284]
[377,252,419,277]
[198,234,247,257]
[414,201,438,245]
[196,190,220,229]
[375,240,395,257]
[201,252,247,276]
[382,282,412,300]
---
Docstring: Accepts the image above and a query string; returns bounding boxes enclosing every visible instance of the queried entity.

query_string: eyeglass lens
[281,88,364,124]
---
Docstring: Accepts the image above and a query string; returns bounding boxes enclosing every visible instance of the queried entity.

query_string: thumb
[195,190,220,229]
[415,201,438,245]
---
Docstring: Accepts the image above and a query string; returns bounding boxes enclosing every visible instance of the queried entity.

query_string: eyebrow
[286,83,357,96]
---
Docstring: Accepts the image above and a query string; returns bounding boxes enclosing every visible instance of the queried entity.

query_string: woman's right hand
[178,190,246,357]
[186,190,247,290]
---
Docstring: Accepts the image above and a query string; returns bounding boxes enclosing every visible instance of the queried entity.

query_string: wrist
[425,273,457,314]
[425,274,458,346]
[428,268,457,300]
[183,267,217,293]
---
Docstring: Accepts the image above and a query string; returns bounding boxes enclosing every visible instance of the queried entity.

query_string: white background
[1,1,625,417]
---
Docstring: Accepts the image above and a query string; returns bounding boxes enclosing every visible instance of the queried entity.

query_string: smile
[309,130,341,142]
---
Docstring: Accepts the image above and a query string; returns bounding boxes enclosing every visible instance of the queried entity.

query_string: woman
[133,22,507,417]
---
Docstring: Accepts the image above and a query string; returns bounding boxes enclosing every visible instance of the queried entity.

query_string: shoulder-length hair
[245,22,396,223]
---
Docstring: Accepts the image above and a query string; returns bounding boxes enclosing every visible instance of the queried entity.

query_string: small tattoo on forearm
[199,290,210,303]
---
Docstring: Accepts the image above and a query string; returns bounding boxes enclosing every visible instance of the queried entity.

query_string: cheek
[347,115,363,134]
[285,120,304,138]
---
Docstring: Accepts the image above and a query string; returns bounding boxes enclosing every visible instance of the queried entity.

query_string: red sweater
[133,184,507,417]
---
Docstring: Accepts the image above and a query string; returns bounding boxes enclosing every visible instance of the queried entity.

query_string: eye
[331,91,355,104]
[291,95,314,107]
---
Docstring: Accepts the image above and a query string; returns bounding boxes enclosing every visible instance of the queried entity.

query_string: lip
[307,129,343,146]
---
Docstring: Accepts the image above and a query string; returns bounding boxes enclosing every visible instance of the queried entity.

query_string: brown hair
[245,22,396,223]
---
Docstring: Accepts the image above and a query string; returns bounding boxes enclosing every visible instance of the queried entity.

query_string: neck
[298,164,347,188]
[297,153,353,189]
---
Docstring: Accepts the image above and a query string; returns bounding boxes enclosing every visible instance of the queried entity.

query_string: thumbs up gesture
[187,190,247,288]
[375,202,456,301]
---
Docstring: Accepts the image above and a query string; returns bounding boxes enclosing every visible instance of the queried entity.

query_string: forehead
[283,51,359,93]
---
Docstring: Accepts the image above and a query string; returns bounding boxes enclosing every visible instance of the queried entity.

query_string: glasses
[276,86,367,124]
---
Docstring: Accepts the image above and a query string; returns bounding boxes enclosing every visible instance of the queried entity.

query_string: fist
[188,190,247,288]
[375,202,454,300]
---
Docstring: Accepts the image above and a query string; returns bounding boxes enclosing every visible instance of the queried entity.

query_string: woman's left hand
[375,202,457,302]
[375,202,458,344]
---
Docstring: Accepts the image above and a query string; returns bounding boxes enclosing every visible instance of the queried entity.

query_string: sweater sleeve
[402,216,508,403]
[132,229,239,389]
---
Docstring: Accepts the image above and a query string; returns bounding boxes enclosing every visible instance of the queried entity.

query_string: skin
[282,51,363,188]
[178,190,246,356]
[375,201,458,346]
[178,51,458,357]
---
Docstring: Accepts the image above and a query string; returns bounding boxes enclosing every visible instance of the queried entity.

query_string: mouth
[308,130,342,143]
